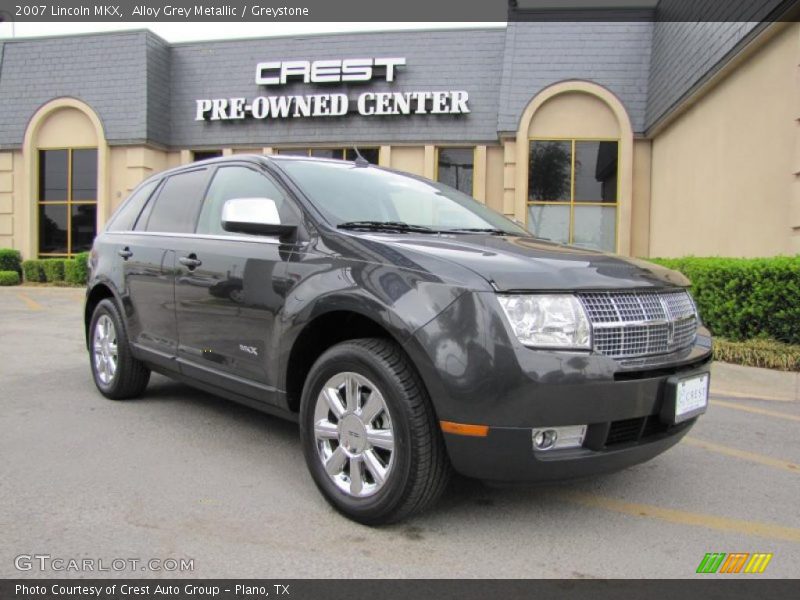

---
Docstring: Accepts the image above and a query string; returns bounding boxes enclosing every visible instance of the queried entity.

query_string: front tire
[299,338,450,525]
[89,298,150,400]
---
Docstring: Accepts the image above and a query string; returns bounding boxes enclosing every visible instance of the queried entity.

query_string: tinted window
[71,204,97,252]
[574,141,618,203]
[529,141,572,201]
[437,148,474,195]
[39,204,68,253]
[344,148,380,164]
[39,150,68,201]
[275,149,310,156]
[71,149,98,200]
[275,147,380,164]
[145,170,209,233]
[106,180,159,232]
[310,149,339,159]
[197,166,295,236]
[193,150,223,162]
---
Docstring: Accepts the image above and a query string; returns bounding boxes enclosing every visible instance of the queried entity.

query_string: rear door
[173,163,301,403]
[121,168,210,368]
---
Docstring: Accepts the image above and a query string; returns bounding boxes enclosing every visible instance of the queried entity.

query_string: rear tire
[89,298,150,400]
[299,338,450,525]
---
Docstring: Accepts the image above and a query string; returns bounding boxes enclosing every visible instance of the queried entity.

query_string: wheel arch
[84,281,120,350]
[282,307,440,418]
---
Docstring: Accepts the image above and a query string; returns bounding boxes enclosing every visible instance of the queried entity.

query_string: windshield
[276,159,530,235]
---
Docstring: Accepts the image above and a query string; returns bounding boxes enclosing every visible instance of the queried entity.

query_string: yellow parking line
[683,436,799,474]
[712,399,800,423]
[711,389,794,402]
[16,292,43,311]
[563,491,800,543]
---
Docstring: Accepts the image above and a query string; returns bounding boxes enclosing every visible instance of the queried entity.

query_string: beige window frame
[526,137,620,248]
[37,146,98,258]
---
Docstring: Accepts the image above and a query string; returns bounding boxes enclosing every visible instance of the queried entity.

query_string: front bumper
[444,414,697,483]
[442,360,707,482]
[408,291,713,482]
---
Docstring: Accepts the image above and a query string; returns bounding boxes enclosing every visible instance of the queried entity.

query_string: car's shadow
[134,373,299,436]
[127,373,640,531]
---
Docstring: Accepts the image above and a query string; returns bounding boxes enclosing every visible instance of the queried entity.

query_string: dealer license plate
[675,373,709,422]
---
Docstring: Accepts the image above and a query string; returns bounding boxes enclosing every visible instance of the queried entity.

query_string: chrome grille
[578,290,697,359]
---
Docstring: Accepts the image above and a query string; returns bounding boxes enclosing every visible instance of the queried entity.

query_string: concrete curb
[711,361,799,401]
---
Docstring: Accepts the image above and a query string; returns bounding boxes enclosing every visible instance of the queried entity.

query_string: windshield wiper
[338,221,437,233]
[445,227,512,235]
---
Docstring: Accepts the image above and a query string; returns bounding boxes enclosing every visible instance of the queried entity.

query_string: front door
[173,164,300,404]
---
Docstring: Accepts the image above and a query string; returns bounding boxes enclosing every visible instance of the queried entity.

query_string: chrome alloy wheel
[313,372,395,498]
[93,314,118,385]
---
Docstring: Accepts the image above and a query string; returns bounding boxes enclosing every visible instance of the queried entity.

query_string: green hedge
[0,270,20,286]
[0,248,22,274]
[648,256,800,345]
[22,255,90,285]
[22,260,45,283]
[41,259,66,283]
[64,252,90,285]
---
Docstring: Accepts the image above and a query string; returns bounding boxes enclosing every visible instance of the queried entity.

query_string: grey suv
[85,155,711,524]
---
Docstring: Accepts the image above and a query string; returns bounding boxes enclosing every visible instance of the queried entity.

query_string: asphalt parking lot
[1,287,798,578]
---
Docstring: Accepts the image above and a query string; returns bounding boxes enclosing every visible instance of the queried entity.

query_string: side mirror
[221,197,297,238]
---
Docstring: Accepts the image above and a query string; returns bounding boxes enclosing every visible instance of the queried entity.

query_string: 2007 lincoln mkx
[84,154,711,524]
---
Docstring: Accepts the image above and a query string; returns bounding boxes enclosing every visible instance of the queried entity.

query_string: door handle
[179,254,202,269]
[118,247,133,260]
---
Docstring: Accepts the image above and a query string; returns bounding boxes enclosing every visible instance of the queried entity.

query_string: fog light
[532,425,587,451]
[532,429,557,450]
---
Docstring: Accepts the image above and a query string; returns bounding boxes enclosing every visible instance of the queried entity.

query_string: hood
[362,233,689,291]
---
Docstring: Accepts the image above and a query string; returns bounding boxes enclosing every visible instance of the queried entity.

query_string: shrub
[72,251,90,283]
[22,259,46,283]
[0,248,22,274]
[64,255,90,286]
[64,260,80,285]
[22,255,89,285]
[41,258,66,282]
[0,270,20,286]
[648,256,800,344]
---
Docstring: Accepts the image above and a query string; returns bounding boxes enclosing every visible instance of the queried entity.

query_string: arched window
[515,82,634,255]
[24,99,107,260]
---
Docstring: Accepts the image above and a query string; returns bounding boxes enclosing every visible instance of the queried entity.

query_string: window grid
[275,147,379,160]
[38,147,98,258]
[527,137,619,250]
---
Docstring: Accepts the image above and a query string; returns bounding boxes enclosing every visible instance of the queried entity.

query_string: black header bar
[1,0,799,23]
[2,579,800,600]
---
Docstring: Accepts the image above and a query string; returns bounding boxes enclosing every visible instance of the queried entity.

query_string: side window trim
[190,167,218,233]
[107,178,159,232]
[132,178,165,232]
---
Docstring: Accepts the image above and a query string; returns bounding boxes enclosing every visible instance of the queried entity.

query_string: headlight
[497,294,591,350]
